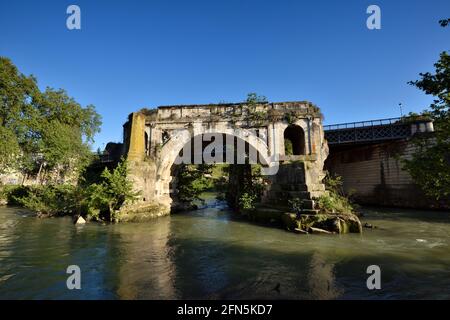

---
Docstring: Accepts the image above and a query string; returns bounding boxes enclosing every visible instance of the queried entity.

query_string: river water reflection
[0,193,449,299]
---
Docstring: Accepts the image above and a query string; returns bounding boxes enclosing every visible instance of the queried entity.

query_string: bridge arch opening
[284,124,305,155]
[167,132,270,211]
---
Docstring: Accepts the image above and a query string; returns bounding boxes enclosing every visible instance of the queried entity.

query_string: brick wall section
[326,139,448,210]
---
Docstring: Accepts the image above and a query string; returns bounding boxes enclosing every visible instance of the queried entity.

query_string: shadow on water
[360,205,450,224]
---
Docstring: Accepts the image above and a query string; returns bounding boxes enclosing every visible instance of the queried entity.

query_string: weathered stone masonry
[121,101,329,215]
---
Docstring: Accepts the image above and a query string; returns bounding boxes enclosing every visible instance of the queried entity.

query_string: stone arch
[284,124,306,155]
[155,129,272,203]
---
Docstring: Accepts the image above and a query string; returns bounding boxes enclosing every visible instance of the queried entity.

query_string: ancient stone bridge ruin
[121,101,329,214]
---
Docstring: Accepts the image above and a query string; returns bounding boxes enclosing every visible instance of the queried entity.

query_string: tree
[439,18,450,27]
[87,160,139,222]
[402,21,450,200]
[0,57,102,181]
[0,57,38,129]
[175,164,213,204]
[0,126,20,174]
[0,57,39,174]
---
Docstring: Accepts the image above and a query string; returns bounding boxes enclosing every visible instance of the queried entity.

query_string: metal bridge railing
[324,117,411,145]
[323,117,404,131]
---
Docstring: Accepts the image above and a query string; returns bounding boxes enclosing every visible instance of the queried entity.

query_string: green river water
[0,193,449,299]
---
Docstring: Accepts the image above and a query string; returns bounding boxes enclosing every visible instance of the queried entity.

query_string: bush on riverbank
[0,159,139,222]
[0,185,31,206]
[84,160,139,222]
[0,184,85,217]
[14,184,81,217]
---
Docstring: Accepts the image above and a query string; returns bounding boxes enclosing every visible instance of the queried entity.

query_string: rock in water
[75,216,86,225]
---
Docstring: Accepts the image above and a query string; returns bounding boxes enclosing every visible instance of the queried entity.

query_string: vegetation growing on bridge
[228,164,266,211]
[315,174,355,215]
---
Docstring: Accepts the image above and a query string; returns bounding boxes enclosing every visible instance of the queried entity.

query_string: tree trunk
[37,163,44,185]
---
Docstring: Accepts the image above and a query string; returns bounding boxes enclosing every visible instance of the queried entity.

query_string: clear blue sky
[1,0,449,150]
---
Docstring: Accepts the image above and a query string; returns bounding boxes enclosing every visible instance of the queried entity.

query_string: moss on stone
[119,203,170,222]
[281,211,362,234]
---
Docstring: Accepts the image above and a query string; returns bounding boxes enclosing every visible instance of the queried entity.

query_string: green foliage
[3,160,138,222]
[284,139,293,156]
[403,142,450,200]
[10,184,80,216]
[175,164,213,204]
[0,185,31,205]
[285,111,299,125]
[288,198,305,214]
[86,160,139,222]
[403,43,450,199]
[228,164,267,211]
[247,110,268,125]
[238,192,256,210]
[315,193,353,214]
[250,164,266,196]
[0,126,20,173]
[315,174,354,214]
[324,174,344,194]
[0,57,102,180]
[245,93,268,104]
[439,18,450,27]
[211,164,229,200]
[244,93,269,126]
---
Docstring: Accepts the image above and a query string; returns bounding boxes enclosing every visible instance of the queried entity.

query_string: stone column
[127,112,147,162]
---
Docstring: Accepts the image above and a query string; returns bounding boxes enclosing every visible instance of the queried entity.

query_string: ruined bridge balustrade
[121,101,330,214]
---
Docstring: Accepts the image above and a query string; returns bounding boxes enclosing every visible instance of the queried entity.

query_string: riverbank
[0,186,361,235]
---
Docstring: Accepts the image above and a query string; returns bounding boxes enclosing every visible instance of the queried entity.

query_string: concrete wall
[325,139,448,210]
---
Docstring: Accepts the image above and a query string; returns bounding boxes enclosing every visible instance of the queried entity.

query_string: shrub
[11,184,80,216]
[85,159,139,222]
[314,173,354,214]
[288,198,305,214]
[284,139,293,156]
[3,159,138,222]
[175,164,213,204]
[238,192,256,210]
[315,192,353,214]
[0,185,32,205]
